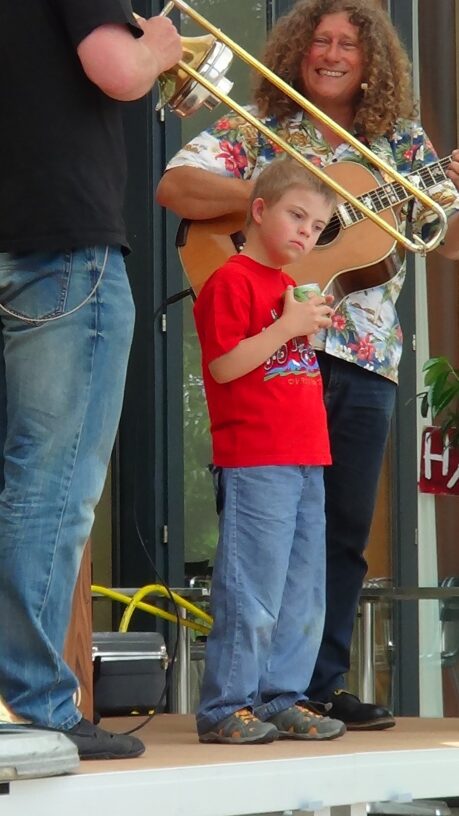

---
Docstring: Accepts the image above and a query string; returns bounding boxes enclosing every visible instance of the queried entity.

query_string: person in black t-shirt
[0,1,181,761]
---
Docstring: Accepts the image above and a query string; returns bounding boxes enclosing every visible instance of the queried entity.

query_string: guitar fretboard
[333,154,452,231]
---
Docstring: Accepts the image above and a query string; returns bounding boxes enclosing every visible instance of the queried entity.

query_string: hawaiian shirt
[167,109,459,382]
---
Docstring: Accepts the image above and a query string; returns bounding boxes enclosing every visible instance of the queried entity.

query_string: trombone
[155,0,448,255]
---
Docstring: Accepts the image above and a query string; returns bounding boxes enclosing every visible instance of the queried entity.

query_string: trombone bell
[156,35,233,117]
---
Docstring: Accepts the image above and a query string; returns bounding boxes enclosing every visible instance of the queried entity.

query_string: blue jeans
[197,465,326,734]
[0,246,135,729]
[307,353,397,699]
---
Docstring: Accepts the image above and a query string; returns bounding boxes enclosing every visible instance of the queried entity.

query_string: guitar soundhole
[316,213,340,246]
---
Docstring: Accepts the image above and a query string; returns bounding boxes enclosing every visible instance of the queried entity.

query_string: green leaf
[431,385,458,417]
[428,371,451,411]
[423,359,449,386]
[422,356,448,373]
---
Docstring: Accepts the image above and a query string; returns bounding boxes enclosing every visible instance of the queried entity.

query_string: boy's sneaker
[267,703,346,740]
[46,718,145,760]
[199,708,279,745]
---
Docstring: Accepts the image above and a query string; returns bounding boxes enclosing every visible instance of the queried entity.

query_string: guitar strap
[229,230,246,253]
[176,219,246,255]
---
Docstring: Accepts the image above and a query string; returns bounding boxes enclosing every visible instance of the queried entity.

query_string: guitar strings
[319,154,452,241]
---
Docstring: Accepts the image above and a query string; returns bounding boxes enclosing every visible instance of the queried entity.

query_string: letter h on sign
[419,427,459,495]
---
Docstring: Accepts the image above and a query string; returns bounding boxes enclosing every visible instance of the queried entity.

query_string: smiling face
[300,11,365,114]
[250,186,333,268]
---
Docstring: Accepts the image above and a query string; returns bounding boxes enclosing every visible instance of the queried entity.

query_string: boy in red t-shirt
[194,157,345,744]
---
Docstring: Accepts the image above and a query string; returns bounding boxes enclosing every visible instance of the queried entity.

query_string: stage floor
[2,715,459,816]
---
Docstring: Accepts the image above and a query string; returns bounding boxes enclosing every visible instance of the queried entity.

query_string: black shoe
[59,718,145,760]
[323,690,395,731]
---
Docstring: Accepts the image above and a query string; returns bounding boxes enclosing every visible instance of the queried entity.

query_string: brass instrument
[156,0,448,255]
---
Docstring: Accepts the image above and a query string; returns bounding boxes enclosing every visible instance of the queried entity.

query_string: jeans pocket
[0,250,74,324]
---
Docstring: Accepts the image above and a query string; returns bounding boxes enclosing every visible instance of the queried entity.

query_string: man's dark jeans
[307,352,397,700]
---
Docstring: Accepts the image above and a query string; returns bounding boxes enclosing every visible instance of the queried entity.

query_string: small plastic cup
[293,283,322,301]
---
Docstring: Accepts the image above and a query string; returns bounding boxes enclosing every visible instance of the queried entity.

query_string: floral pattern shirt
[167,109,459,382]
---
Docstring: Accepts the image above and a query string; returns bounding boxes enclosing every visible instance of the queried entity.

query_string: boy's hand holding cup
[293,283,323,302]
[282,283,334,342]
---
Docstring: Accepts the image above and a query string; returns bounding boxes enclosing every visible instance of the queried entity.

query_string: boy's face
[252,187,333,267]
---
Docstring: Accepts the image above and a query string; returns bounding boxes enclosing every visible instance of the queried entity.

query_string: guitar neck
[178,155,453,302]
[337,154,452,228]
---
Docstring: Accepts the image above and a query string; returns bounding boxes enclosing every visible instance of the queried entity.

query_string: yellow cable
[119,583,212,631]
[91,584,211,635]
[92,584,185,627]
[119,584,212,631]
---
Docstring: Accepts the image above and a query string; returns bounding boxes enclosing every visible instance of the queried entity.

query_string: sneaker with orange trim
[267,703,345,740]
[198,708,279,744]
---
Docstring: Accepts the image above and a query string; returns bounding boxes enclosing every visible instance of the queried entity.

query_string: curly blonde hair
[253,0,417,140]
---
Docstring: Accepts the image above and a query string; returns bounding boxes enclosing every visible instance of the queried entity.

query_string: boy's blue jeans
[197,465,326,734]
[0,246,135,729]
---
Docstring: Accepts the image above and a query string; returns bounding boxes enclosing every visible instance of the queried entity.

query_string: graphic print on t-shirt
[263,309,320,381]
[264,337,320,380]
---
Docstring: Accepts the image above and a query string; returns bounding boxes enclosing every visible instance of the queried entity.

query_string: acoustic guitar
[176,155,452,304]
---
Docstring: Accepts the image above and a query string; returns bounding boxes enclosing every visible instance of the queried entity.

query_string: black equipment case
[92,632,168,716]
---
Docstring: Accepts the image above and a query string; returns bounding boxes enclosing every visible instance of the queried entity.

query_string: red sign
[419,426,459,496]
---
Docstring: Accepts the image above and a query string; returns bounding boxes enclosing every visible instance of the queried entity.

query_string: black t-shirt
[0,0,142,253]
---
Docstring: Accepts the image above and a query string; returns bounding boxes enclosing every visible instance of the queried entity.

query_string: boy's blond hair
[247,156,337,224]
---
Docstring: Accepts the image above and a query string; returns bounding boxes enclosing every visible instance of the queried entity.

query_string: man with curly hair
[157,0,459,730]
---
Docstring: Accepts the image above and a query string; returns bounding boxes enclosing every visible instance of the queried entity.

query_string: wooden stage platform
[2,716,459,816]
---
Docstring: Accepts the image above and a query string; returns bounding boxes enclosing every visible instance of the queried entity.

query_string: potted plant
[420,356,459,446]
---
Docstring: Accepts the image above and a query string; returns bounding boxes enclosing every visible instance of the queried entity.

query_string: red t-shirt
[193,254,331,467]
